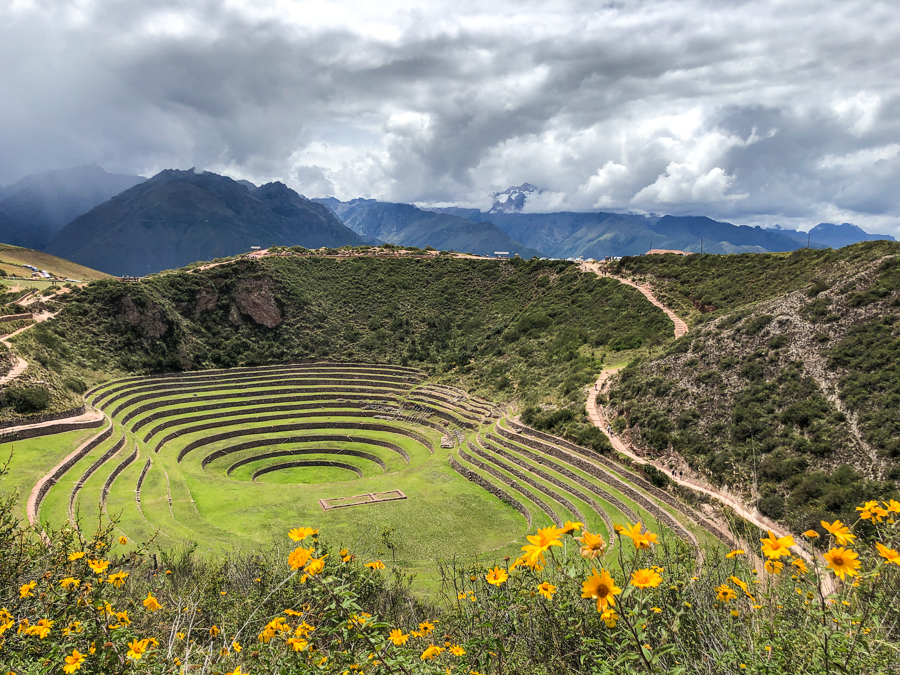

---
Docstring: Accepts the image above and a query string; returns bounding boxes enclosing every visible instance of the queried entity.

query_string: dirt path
[0,310,55,385]
[0,408,104,435]
[582,268,813,564]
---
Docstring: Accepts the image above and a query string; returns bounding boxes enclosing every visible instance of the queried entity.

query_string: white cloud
[0,0,899,235]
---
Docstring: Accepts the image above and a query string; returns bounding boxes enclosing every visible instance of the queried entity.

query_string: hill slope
[0,165,144,250]
[0,243,111,282]
[604,242,900,531]
[317,198,542,258]
[46,170,364,276]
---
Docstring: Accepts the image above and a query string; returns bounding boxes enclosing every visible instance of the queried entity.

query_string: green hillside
[605,242,900,531]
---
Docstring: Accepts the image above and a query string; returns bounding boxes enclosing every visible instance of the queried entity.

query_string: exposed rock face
[116,296,168,338]
[194,288,219,314]
[233,279,282,328]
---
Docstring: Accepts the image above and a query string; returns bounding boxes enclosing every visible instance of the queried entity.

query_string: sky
[2,0,900,234]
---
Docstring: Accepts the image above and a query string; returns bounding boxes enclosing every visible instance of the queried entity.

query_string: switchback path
[582,267,813,564]
[0,310,55,385]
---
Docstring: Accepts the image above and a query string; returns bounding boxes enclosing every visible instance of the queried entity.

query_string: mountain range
[314,198,541,258]
[0,167,895,275]
[45,170,363,275]
[431,185,895,258]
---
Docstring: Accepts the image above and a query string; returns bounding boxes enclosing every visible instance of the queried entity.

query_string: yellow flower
[620,522,658,549]
[419,620,436,635]
[760,531,795,560]
[118,536,128,545]
[790,558,808,574]
[576,530,607,559]
[389,629,409,646]
[304,555,328,577]
[485,566,508,586]
[449,644,465,656]
[142,592,162,612]
[59,577,80,589]
[288,527,319,541]
[582,568,621,611]
[227,668,244,675]
[726,549,745,558]
[600,608,618,627]
[823,547,861,581]
[25,618,54,639]
[457,591,467,600]
[87,559,109,575]
[421,645,444,660]
[19,581,36,598]
[803,530,819,538]
[288,546,314,570]
[520,526,563,565]
[885,499,900,513]
[210,625,220,637]
[651,607,662,613]
[366,560,386,570]
[561,520,583,534]
[63,649,86,674]
[126,638,149,661]
[107,572,129,588]
[68,551,85,561]
[821,520,856,547]
[630,568,663,589]
[858,501,888,522]
[537,581,556,599]
[876,542,900,566]
[715,584,737,602]
[287,637,309,652]
[764,560,784,575]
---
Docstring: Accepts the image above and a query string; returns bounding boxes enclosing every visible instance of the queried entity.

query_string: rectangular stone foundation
[319,490,407,510]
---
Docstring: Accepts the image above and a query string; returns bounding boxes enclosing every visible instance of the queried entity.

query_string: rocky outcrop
[233,278,282,328]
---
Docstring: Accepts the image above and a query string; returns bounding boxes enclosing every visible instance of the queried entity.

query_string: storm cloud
[2,0,899,234]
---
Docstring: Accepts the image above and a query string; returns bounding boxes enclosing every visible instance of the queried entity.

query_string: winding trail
[582,265,813,564]
[0,310,55,385]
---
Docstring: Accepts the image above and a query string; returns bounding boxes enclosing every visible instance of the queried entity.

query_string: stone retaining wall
[405,395,482,423]
[135,458,152,504]
[411,388,491,416]
[127,393,399,431]
[204,435,409,469]
[469,440,586,524]
[33,423,114,520]
[496,426,697,549]
[158,413,434,456]
[506,421,736,547]
[487,433,636,523]
[107,384,408,420]
[227,447,386,475]
[102,377,411,414]
[89,361,424,402]
[253,460,363,481]
[176,421,432,462]
[481,435,616,533]
[448,456,531,527]
[69,434,126,520]
[0,405,88,432]
[0,414,104,443]
[460,444,562,527]
[101,444,138,509]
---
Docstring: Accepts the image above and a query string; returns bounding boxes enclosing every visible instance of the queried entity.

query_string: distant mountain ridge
[314,198,542,258]
[0,165,145,250]
[46,169,364,276]
[430,185,896,258]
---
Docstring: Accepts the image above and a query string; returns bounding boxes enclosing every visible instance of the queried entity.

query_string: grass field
[1,361,734,591]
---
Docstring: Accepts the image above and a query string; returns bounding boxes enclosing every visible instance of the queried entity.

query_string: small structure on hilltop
[494,251,509,259]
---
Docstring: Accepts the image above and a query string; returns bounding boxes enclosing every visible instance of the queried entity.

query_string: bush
[1,386,50,414]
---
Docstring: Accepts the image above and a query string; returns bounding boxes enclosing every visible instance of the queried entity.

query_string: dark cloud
[1,0,899,234]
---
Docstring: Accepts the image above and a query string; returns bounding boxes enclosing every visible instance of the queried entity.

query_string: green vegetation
[612,241,900,322]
